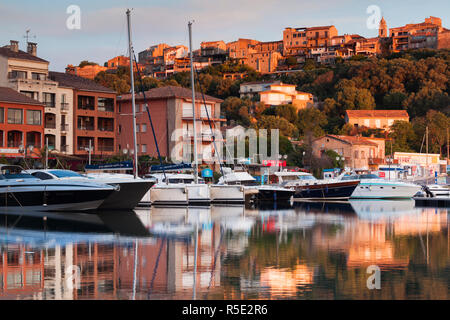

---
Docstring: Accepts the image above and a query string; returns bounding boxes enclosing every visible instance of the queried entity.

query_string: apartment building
[312,134,385,170]
[0,40,76,154]
[283,25,338,56]
[390,16,450,52]
[117,86,224,163]
[345,110,409,131]
[247,51,282,73]
[0,87,44,158]
[107,55,145,73]
[226,38,260,62]
[48,71,117,157]
[138,43,170,63]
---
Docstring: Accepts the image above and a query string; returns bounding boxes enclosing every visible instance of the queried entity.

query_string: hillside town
[0,15,449,180]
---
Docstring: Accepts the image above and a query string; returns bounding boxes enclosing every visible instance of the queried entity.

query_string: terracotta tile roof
[0,87,43,105]
[117,85,223,103]
[0,46,48,63]
[317,134,379,146]
[345,110,409,118]
[48,71,115,93]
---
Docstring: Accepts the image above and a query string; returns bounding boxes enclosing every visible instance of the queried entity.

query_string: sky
[0,0,449,71]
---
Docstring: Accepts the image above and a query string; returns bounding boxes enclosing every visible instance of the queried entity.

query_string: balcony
[78,125,95,131]
[44,101,56,108]
[98,145,114,152]
[45,122,56,129]
[60,103,69,112]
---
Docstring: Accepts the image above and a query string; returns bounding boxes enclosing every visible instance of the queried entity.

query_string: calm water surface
[0,200,448,300]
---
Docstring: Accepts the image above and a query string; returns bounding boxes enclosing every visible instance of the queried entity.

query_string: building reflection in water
[0,201,448,300]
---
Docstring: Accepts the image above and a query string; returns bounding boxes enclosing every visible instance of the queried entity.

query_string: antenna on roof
[23,29,36,43]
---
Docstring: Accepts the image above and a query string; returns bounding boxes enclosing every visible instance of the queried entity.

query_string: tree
[276,104,298,123]
[296,107,327,138]
[221,97,252,124]
[257,116,298,138]
[388,120,416,153]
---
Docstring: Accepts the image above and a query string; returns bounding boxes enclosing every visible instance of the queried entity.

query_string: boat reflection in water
[0,201,449,300]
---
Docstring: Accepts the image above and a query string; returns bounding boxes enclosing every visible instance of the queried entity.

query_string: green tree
[257,116,298,138]
[276,104,298,123]
[296,107,327,138]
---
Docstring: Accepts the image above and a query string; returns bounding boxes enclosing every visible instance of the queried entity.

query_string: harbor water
[0,200,449,300]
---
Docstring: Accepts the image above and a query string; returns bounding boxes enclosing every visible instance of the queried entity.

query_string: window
[364,119,370,127]
[8,108,23,124]
[43,93,55,108]
[27,110,41,125]
[31,73,46,80]
[141,124,147,132]
[0,108,3,123]
[388,119,394,126]
[142,144,147,153]
[98,97,114,112]
[8,70,27,79]
[136,124,140,132]
[375,119,381,128]
[354,150,359,159]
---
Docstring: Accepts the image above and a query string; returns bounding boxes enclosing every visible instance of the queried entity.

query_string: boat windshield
[0,168,35,180]
[297,175,316,181]
[49,170,85,178]
[341,175,359,180]
[358,174,381,179]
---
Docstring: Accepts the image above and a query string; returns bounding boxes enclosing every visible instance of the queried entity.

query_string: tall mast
[188,21,199,183]
[127,9,139,179]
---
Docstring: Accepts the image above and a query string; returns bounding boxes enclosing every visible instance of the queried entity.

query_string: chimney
[10,40,19,52]
[27,42,37,56]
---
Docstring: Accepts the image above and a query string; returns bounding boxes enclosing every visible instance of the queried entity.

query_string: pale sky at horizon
[0,0,449,71]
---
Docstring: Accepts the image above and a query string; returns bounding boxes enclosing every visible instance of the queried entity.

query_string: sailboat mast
[127,9,139,179]
[188,21,199,183]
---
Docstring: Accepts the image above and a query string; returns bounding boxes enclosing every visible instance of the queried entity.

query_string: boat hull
[351,182,421,199]
[210,185,244,204]
[293,181,359,200]
[186,184,211,205]
[257,188,295,202]
[98,180,154,210]
[150,185,188,206]
[0,188,113,211]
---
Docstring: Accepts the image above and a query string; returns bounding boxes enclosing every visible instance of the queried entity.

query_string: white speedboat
[27,169,153,210]
[1,165,114,211]
[341,173,421,199]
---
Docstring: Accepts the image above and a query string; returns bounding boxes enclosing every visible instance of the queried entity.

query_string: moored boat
[1,165,115,211]
[274,171,359,200]
[340,173,421,199]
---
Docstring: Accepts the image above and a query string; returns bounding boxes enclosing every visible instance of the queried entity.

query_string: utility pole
[88,139,92,165]
[45,137,48,169]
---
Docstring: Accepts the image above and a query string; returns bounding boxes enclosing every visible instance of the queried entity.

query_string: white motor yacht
[340,173,421,199]
[1,165,114,211]
[27,169,153,210]
[144,172,210,206]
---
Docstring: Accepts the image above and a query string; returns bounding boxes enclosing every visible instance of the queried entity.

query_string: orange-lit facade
[0,87,44,158]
